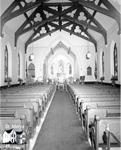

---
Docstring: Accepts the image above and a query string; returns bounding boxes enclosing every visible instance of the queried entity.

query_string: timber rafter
[0,0,120,50]
[69,0,121,33]
[0,0,49,36]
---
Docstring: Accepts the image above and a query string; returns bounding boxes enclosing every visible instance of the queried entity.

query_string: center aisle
[33,90,92,150]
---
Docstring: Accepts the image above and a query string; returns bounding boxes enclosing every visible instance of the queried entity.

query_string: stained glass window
[102,52,104,76]
[18,53,20,77]
[87,66,92,76]
[69,64,72,74]
[51,65,54,75]
[114,44,118,79]
[28,63,35,78]
[4,46,8,78]
[94,60,97,79]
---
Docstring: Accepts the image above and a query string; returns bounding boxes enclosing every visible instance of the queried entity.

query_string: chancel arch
[43,41,78,82]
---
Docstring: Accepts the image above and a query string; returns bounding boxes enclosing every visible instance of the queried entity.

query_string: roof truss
[0,0,121,51]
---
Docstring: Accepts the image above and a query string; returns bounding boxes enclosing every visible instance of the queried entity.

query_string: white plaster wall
[1,23,120,86]
[0,25,25,86]
[27,31,96,82]
[47,49,74,78]
[97,23,120,84]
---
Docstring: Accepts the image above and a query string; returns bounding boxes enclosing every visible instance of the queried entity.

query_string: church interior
[0,0,121,150]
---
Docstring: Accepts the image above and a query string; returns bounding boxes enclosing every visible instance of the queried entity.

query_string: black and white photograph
[0,0,121,150]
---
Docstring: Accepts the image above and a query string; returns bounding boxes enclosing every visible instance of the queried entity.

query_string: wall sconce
[86,51,91,59]
[29,53,34,61]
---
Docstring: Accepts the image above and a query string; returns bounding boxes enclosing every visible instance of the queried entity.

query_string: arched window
[69,64,72,75]
[94,60,97,79]
[87,66,92,76]
[51,65,54,75]
[4,46,8,78]
[26,61,28,77]
[114,44,118,78]
[28,63,35,78]
[18,53,20,77]
[102,52,104,76]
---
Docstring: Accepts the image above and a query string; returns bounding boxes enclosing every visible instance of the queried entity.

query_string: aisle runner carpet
[33,90,92,150]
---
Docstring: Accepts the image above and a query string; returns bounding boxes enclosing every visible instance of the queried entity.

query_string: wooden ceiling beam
[18,2,36,32]
[50,21,97,51]
[101,0,121,34]
[63,15,102,34]
[49,22,72,29]
[63,27,95,44]
[40,9,50,34]
[43,2,73,6]
[78,3,107,44]
[25,22,71,52]
[64,27,97,51]
[58,5,62,31]
[70,9,80,35]
[69,0,121,33]
[25,28,59,53]
[15,5,76,46]
[68,0,114,16]
[15,5,44,46]
[0,0,49,36]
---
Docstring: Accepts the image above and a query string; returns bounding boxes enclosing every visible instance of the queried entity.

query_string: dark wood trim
[25,22,72,53]
[0,0,49,36]
[15,5,76,46]
[69,0,121,33]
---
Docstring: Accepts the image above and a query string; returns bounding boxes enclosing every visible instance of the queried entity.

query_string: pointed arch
[4,46,8,79]
[4,43,12,80]
[28,63,35,78]
[113,43,118,78]
[18,53,20,78]
[102,51,105,76]
[87,66,92,76]
[110,41,118,79]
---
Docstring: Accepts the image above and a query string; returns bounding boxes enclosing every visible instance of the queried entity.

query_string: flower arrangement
[4,77,12,87]
[111,75,118,86]
[111,75,118,81]
[80,76,85,84]
[18,78,23,85]
[100,76,104,81]
[4,77,12,82]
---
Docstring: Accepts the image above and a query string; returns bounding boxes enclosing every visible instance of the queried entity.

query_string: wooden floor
[33,90,92,150]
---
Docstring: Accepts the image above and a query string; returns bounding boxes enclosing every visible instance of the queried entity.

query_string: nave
[0,83,120,150]
[0,0,121,149]
[33,90,91,150]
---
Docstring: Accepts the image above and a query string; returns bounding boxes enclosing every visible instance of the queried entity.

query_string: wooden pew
[90,117,121,150]
[1,99,41,119]
[0,106,34,137]
[1,92,49,112]
[0,117,28,150]
[0,84,55,150]
[1,101,40,125]
[81,105,120,142]
[78,99,120,113]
